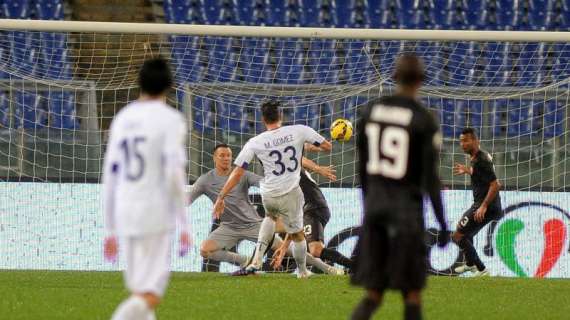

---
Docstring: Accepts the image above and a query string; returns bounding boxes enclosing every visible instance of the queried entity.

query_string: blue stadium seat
[47,92,78,129]
[340,96,367,124]
[171,35,200,70]
[219,102,248,133]
[299,0,320,26]
[543,100,564,137]
[455,100,483,131]
[236,0,255,25]
[3,0,29,19]
[331,3,355,27]
[293,105,319,128]
[345,50,375,84]
[0,92,10,128]
[275,49,304,84]
[192,96,215,132]
[440,99,456,137]
[41,47,71,80]
[316,102,333,131]
[35,1,63,20]
[206,52,238,82]
[505,100,532,136]
[14,91,47,129]
[215,6,239,25]
[491,99,508,136]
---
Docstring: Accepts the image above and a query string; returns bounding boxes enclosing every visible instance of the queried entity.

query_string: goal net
[0,20,569,277]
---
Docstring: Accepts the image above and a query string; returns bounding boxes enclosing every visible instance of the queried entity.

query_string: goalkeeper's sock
[251,217,275,268]
[404,303,422,320]
[458,237,486,271]
[209,250,248,267]
[292,240,308,273]
[111,295,150,320]
[351,297,380,320]
[320,248,353,269]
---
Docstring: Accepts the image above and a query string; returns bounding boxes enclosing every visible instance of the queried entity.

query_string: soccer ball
[330,118,353,142]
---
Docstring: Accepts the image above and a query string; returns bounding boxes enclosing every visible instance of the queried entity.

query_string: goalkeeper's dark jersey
[357,95,445,231]
[299,169,330,224]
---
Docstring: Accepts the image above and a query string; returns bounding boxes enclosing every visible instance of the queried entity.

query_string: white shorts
[122,232,171,297]
[262,186,304,233]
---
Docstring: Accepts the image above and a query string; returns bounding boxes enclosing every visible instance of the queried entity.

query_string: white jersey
[234,124,325,197]
[102,100,188,237]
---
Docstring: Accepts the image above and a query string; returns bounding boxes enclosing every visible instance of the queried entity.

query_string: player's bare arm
[474,179,502,222]
[213,166,246,218]
[304,141,332,153]
[302,157,337,182]
[271,234,292,270]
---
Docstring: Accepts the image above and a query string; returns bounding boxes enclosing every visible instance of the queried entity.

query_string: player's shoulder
[478,150,494,163]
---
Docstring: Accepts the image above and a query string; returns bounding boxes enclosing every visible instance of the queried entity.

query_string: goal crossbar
[2,19,570,42]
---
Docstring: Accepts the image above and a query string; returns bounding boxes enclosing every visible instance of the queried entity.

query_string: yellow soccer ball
[330,118,353,142]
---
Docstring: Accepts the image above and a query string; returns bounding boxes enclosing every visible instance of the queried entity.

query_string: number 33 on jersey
[234,124,326,197]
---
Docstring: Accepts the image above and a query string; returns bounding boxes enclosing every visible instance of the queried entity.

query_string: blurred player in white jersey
[213,101,332,278]
[103,58,190,320]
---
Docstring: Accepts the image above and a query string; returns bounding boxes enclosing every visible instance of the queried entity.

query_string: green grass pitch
[1,271,569,319]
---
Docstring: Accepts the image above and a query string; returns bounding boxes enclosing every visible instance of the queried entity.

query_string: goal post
[0,19,569,277]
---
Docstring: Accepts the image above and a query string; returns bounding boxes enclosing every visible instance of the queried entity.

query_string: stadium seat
[14,91,47,129]
[0,92,10,128]
[507,100,533,136]
[491,99,508,136]
[316,102,333,131]
[543,100,564,137]
[340,96,367,123]
[41,47,71,80]
[299,0,320,26]
[219,102,248,133]
[3,0,29,19]
[35,1,63,20]
[47,92,78,129]
[293,105,319,128]
[192,96,216,133]
[171,36,200,70]
[440,99,456,137]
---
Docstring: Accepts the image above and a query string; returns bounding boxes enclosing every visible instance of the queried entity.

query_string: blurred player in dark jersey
[452,128,503,276]
[299,155,354,270]
[350,54,449,320]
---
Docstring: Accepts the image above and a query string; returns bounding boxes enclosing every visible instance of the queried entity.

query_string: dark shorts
[456,204,503,237]
[303,211,327,243]
[350,214,426,292]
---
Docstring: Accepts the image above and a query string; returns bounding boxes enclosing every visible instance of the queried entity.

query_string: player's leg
[200,225,248,268]
[351,289,384,320]
[453,206,487,274]
[112,233,171,320]
[281,186,312,277]
[248,197,278,269]
[304,212,354,270]
[401,290,422,320]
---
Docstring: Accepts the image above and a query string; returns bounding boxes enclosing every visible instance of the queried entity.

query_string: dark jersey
[357,95,446,231]
[299,169,330,224]
[471,150,501,209]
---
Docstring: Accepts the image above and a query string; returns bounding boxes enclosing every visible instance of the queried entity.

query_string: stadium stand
[0,0,76,130]
[163,0,569,138]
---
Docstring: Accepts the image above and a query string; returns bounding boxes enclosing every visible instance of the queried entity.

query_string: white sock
[147,311,156,320]
[305,253,333,274]
[292,240,308,273]
[251,217,275,267]
[111,295,150,320]
[209,250,248,267]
